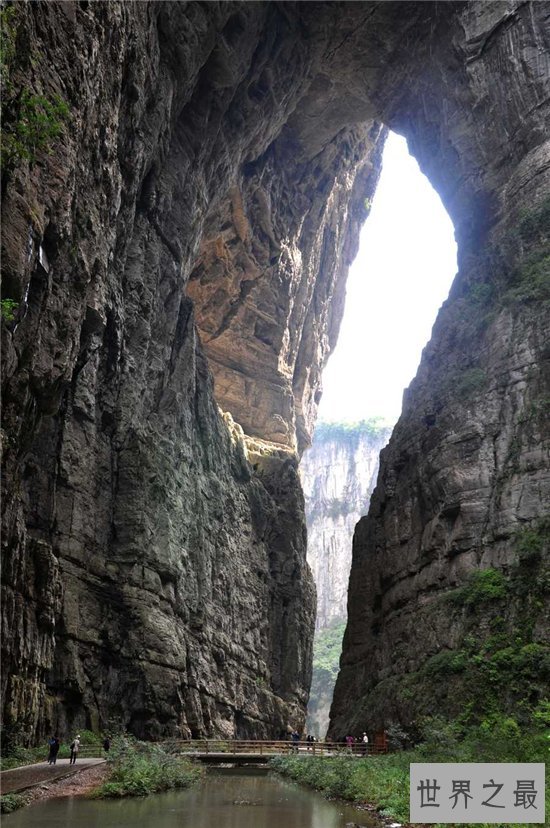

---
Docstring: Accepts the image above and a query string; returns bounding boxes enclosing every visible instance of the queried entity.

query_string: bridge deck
[173,739,386,762]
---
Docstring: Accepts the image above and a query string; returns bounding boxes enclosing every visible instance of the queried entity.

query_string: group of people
[46,733,111,765]
[345,732,370,753]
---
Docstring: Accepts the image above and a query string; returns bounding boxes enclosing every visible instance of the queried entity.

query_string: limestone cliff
[301,421,392,631]
[301,420,391,737]
[1,1,548,744]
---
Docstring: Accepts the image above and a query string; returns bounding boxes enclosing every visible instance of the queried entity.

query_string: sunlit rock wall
[301,422,392,631]
[301,421,392,737]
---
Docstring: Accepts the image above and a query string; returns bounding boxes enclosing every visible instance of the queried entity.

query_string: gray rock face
[1,1,319,742]
[301,422,391,738]
[328,3,550,736]
[1,0,548,743]
[301,422,392,631]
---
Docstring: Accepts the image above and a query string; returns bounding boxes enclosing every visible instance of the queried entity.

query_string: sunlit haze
[317,131,458,425]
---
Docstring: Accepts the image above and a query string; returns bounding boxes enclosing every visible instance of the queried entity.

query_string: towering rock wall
[301,420,392,737]
[1,0,548,744]
[0,0,326,742]
[328,2,550,736]
[301,421,392,630]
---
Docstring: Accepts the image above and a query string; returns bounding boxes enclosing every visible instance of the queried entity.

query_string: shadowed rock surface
[1,1,548,743]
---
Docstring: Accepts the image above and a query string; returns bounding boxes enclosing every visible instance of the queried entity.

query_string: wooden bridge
[173,738,388,764]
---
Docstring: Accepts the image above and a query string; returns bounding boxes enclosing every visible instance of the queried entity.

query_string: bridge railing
[168,739,387,756]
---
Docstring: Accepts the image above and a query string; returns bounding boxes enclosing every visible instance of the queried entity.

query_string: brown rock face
[1,1,548,743]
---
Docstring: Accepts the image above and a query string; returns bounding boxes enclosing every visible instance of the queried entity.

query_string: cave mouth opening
[302,130,458,740]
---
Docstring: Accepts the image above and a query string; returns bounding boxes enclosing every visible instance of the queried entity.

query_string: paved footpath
[0,758,106,795]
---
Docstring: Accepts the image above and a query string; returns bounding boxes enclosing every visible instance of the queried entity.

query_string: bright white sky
[317,131,458,425]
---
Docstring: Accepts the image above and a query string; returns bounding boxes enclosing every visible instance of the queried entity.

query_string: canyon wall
[301,421,392,631]
[301,420,392,737]
[1,1,548,743]
[328,0,550,737]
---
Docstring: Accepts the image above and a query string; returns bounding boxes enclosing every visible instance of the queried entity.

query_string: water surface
[4,769,381,828]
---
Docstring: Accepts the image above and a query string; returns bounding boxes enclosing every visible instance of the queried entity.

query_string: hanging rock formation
[1,1,548,743]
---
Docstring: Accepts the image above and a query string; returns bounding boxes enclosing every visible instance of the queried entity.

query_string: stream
[3,768,382,827]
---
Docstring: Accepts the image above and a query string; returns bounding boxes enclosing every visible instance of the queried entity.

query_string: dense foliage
[312,418,393,444]
[307,621,347,737]
[271,705,549,827]
[312,621,347,680]
[94,736,203,798]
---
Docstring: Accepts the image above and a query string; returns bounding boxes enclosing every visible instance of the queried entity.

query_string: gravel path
[0,758,106,795]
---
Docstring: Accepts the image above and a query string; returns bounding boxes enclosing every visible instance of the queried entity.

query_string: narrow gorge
[301,420,391,737]
[1,0,548,748]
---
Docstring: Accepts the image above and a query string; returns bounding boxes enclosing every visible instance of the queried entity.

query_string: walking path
[0,758,106,795]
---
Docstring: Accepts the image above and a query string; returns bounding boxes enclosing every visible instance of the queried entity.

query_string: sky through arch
[317,131,458,425]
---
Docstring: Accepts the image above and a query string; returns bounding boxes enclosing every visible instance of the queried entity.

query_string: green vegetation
[312,620,346,681]
[271,705,549,826]
[0,793,28,814]
[445,568,508,606]
[407,548,549,724]
[1,3,70,170]
[1,91,70,167]
[455,367,487,398]
[313,418,393,445]
[503,251,550,304]
[1,298,18,322]
[515,516,550,562]
[502,196,550,305]
[307,621,346,737]
[0,743,47,771]
[94,736,203,798]
[0,3,17,85]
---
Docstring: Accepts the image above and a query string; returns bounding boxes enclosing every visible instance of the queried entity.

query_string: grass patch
[93,736,203,798]
[271,707,549,826]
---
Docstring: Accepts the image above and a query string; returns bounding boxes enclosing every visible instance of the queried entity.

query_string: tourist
[103,736,111,753]
[69,734,81,764]
[47,734,59,765]
[362,731,369,755]
[345,733,354,753]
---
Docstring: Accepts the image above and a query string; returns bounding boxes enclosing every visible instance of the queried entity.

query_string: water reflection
[3,770,381,828]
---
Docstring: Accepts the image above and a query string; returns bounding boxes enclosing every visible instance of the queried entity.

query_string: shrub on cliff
[93,736,203,798]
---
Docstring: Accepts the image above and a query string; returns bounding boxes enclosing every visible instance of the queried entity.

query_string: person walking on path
[47,735,59,765]
[103,736,111,754]
[362,731,369,755]
[69,734,81,764]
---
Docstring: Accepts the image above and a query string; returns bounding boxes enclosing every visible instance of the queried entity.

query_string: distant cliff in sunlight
[301,419,392,736]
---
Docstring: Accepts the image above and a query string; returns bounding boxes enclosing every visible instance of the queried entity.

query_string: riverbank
[1,737,202,813]
[270,710,550,827]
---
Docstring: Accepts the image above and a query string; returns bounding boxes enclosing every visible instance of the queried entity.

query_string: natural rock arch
[1,1,548,743]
